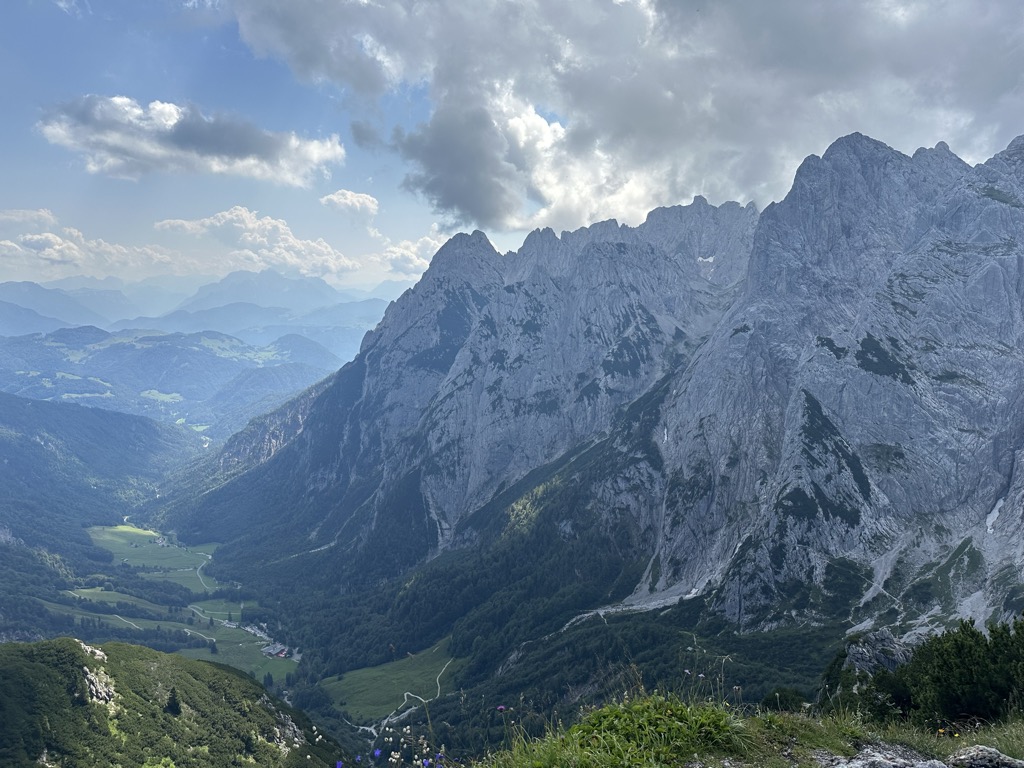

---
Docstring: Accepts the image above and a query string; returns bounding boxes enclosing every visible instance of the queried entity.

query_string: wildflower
[374,749,382,758]
[698,673,705,679]
[684,669,691,675]
[496,705,506,712]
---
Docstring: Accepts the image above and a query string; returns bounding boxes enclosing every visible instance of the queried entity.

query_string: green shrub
[863,617,1024,726]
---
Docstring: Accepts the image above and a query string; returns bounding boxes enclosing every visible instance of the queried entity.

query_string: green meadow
[320,637,465,721]
[68,524,291,678]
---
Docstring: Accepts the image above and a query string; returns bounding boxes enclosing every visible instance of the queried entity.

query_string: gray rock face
[843,629,913,676]
[815,744,944,768]
[179,132,1024,636]
[948,746,1024,768]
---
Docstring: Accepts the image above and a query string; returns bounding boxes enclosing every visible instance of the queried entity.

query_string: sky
[2,0,1024,290]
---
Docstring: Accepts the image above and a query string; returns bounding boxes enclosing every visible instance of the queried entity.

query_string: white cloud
[320,189,380,217]
[0,209,59,231]
[365,223,448,276]
[39,95,344,186]
[0,218,177,282]
[156,206,358,276]
[220,0,1024,230]
[53,0,91,16]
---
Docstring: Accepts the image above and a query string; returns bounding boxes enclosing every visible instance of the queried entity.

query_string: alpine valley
[8,131,1024,755]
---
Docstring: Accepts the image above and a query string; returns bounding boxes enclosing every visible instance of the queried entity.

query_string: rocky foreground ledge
[815,744,1024,768]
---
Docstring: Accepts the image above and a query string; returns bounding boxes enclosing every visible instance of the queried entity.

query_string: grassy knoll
[321,637,465,721]
[466,693,1024,768]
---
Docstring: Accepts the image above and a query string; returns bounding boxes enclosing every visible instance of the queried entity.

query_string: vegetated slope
[0,391,203,556]
[0,328,339,438]
[157,134,1024,704]
[0,637,343,767]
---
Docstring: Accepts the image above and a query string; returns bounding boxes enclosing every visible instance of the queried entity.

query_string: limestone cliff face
[178,133,1024,634]
[645,134,1024,631]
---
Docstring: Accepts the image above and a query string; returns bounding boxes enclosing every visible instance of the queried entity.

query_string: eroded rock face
[183,133,1024,634]
[76,641,117,711]
[843,630,914,676]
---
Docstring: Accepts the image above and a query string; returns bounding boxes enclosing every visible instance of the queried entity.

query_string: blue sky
[2,0,1024,289]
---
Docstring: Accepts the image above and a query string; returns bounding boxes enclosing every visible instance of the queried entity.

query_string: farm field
[86,524,225,591]
[66,524,293,678]
[320,637,464,722]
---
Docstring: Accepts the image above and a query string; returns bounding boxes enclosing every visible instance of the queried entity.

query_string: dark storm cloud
[394,100,524,229]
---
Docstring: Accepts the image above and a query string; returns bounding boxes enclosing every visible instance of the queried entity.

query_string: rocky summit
[164,132,1024,647]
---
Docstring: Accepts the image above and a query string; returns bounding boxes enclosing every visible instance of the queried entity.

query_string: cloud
[53,0,91,16]
[39,95,344,186]
[365,223,449,277]
[221,0,1024,231]
[0,209,59,231]
[320,189,380,217]
[156,206,358,276]
[0,213,177,282]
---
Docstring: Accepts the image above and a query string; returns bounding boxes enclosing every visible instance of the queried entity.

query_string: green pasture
[40,596,294,677]
[320,637,464,722]
[188,597,245,620]
[142,565,221,593]
[87,524,224,591]
[69,588,166,614]
[68,525,294,678]
[179,644,297,682]
[87,525,209,569]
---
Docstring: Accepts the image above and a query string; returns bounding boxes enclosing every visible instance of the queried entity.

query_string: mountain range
[0,269,399,362]
[151,132,1024,700]
[0,327,341,438]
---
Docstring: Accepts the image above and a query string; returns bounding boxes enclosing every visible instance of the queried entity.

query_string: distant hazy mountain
[111,299,389,360]
[0,300,66,336]
[111,302,293,335]
[176,269,342,313]
[42,274,219,318]
[0,328,340,438]
[61,287,141,322]
[0,281,110,326]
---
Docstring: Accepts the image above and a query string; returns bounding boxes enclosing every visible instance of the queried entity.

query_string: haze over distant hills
[0,269,403,434]
[0,326,342,438]
[0,268,405,362]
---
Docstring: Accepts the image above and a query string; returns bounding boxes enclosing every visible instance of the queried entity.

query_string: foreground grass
[468,692,1024,768]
